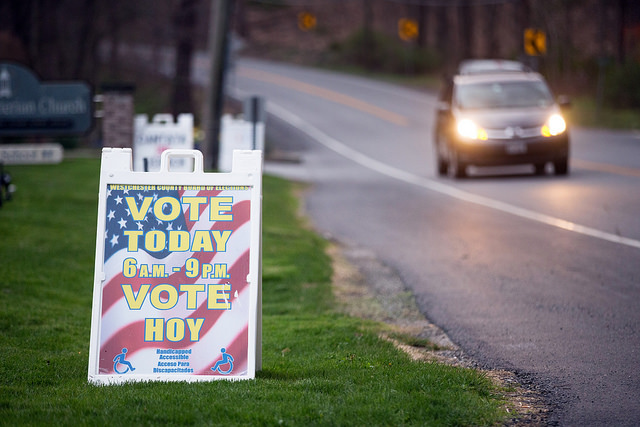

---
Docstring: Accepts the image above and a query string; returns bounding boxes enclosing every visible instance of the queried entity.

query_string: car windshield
[455,80,554,110]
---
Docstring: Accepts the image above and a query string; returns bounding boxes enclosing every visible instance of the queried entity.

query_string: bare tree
[434,5,451,72]
[171,0,199,116]
[458,0,473,61]
[362,0,375,68]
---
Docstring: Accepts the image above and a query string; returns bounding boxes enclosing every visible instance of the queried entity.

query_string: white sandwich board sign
[219,115,265,172]
[88,148,263,384]
[133,114,194,172]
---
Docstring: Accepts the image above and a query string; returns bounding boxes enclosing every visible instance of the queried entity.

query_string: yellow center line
[237,67,409,127]
[572,158,640,178]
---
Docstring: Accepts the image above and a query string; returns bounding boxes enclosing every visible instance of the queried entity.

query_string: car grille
[486,126,541,140]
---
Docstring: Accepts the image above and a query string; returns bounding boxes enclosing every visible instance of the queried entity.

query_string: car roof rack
[458,59,532,75]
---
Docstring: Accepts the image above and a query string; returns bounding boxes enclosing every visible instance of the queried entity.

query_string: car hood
[453,106,560,129]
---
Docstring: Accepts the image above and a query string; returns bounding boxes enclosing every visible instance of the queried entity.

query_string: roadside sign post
[88,148,263,384]
[243,96,265,151]
[398,18,419,42]
[297,12,317,31]
[524,28,546,56]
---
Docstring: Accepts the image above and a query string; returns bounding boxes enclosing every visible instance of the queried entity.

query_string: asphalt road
[227,57,640,426]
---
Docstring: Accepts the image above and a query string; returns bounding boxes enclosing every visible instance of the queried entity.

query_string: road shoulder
[329,242,551,425]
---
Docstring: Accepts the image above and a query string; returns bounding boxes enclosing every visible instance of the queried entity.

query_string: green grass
[565,96,640,130]
[0,159,509,426]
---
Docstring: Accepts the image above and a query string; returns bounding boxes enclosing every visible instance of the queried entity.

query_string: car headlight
[457,119,488,141]
[541,114,566,137]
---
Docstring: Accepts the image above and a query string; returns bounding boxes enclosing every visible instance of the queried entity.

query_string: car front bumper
[453,134,569,167]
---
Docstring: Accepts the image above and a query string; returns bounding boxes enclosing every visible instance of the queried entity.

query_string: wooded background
[1,0,639,117]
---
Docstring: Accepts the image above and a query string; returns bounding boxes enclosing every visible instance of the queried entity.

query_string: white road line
[265,101,640,251]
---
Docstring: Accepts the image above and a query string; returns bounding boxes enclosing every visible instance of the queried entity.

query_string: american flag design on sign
[99,184,252,377]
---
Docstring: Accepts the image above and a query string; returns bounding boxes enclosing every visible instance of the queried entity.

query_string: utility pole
[171,0,197,117]
[203,0,234,170]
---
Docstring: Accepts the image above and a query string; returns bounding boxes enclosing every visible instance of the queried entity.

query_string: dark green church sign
[0,63,92,136]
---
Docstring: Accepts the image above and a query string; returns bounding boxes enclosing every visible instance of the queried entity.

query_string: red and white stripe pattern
[99,186,252,377]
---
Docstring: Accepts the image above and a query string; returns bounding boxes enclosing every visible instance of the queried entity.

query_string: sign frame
[88,148,263,384]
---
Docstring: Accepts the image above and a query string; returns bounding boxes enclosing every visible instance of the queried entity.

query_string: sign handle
[159,149,203,173]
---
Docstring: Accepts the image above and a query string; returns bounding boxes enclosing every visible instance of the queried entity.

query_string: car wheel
[534,162,546,175]
[435,135,448,176]
[554,158,569,176]
[448,149,467,179]
[437,156,448,176]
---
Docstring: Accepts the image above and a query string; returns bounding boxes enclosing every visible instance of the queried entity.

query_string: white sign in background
[219,115,265,172]
[0,143,63,164]
[133,114,194,172]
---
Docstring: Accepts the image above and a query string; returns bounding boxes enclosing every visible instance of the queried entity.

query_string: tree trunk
[361,0,374,68]
[458,0,473,60]
[435,5,450,72]
[171,0,198,117]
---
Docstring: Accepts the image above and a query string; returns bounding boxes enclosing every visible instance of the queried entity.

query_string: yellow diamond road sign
[298,12,317,31]
[524,28,546,56]
[398,18,419,42]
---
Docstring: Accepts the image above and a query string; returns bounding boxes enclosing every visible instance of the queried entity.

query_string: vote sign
[88,148,263,384]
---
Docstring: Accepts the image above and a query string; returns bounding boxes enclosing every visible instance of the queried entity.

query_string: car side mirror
[437,101,451,113]
[557,95,571,109]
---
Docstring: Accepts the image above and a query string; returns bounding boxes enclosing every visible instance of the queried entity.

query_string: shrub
[604,61,640,108]
[330,29,441,75]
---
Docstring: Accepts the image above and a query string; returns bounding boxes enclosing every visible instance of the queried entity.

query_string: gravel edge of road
[327,241,553,426]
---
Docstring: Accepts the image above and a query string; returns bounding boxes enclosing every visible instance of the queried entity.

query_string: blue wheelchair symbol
[211,348,234,375]
[113,348,136,374]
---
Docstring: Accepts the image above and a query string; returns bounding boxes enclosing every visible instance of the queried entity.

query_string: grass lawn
[565,96,640,130]
[0,158,510,426]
